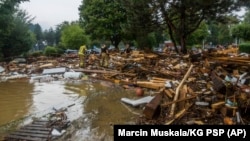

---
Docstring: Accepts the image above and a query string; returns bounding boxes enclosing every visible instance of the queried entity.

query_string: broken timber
[4,109,70,141]
[209,57,250,66]
[4,120,52,141]
[168,64,194,118]
[73,68,136,77]
[143,93,163,119]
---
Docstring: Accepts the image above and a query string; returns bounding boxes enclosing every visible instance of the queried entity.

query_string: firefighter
[78,45,87,68]
[124,43,132,57]
[100,44,109,67]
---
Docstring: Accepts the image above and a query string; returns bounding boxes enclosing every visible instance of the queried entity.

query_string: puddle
[0,79,142,140]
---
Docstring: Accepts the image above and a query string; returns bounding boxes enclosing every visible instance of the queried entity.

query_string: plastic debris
[121,96,154,107]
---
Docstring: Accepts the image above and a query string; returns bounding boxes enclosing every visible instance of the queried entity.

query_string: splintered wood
[1,47,250,125]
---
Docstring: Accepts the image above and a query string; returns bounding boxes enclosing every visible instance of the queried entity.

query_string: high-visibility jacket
[78,45,86,55]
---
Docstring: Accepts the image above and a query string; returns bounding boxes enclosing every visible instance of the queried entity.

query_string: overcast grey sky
[20,1,246,31]
[20,0,82,30]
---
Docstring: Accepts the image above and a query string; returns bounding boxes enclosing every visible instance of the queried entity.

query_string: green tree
[217,24,234,45]
[232,23,250,41]
[0,0,34,59]
[119,0,158,50]
[60,23,89,50]
[186,21,209,47]
[0,0,29,56]
[155,0,247,54]
[32,24,43,41]
[1,9,35,59]
[29,23,44,50]
[206,22,219,46]
[44,28,55,46]
[234,8,250,42]
[54,26,61,46]
[79,0,127,49]
[55,21,71,48]
[243,9,250,24]
[206,21,235,46]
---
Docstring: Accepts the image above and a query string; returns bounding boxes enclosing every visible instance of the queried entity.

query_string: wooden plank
[73,68,136,76]
[143,93,163,119]
[15,129,50,135]
[164,89,173,98]
[149,79,165,84]
[161,95,197,107]
[136,81,164,90]
[11,131,50,138]
[210,71,226,94]
[208,57,250,66]
[151,77,169,81]
[33,120,49,123]
[5,134,45,141]
[21,126,51,131]
[25,124,46,127]
[32,121,49,126]
[179,84,187,110]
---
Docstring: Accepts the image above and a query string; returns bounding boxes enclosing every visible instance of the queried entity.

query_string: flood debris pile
[3,108,70,141]
[0,47,250,126]
[135,48,250,125]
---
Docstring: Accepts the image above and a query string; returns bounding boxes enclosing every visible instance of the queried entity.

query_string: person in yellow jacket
[100,44,109,67]
[78,45,87,68]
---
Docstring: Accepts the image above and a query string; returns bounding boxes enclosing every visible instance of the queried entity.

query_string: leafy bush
[44,46,58,57]
[239,42,250,53]
[27,51,43,57]
[56,48,65,55]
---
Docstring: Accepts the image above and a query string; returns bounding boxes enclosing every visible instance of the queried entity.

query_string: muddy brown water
[0,78,143,141]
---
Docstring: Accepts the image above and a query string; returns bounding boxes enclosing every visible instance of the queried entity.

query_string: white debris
[121,96,154,107]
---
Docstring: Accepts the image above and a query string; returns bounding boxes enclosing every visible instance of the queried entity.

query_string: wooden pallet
[4,120,52,141]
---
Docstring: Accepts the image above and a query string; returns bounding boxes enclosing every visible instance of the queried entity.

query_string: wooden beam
[73,69,136,76]
[168,64,194,118]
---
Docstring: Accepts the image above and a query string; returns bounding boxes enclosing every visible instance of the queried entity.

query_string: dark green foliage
[79,0,127,48]
[239,42,250,53]
[155,0,247,54]
[44,28,55,46]
[0,0,34,60]
[27,51,43,57]
[118,0,157,49]
[1,10,35,59]
[232,24,250,41]
[31,24,43,40]
[60,23,89,50]
[79,0,249,53]
[187,22,209,46]
[44,46,59,57]
[243,10,250,24]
